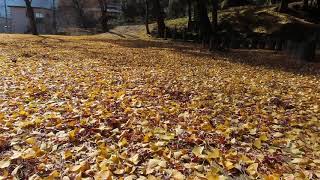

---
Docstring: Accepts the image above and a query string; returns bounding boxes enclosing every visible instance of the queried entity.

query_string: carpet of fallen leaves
[0,34,319,180]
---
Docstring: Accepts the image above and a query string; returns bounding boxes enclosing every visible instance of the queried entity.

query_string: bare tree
[145,0,150,34]
[72,0,87,28]
[98,0,108,32]
[24,0,38,35]
[52,0,57,33]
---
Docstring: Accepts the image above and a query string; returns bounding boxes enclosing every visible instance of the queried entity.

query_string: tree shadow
[96,38,320,76]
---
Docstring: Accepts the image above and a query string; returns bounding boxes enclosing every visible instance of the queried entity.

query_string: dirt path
[99,24,152,40]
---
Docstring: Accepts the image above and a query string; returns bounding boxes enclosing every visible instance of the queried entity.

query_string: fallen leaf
[172,169,185,180]
[246,163,258,176]
[129,154,139,165]
[273,132,283,138]
[192,146,204,158]
[224,161,234,170]
[0,159,10,169]
[206,149,220,159]
[254,139,262,149]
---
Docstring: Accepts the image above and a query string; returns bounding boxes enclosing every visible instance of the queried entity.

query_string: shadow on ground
[9,35,318,77]
[85,38,320,76]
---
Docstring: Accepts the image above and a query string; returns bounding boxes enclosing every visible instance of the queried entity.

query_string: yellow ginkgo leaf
[69,128,78,141]
[264,174,280,180]
[0,159,10,169]
[118,138,128,147]
[254,139,262,149]
[224,161,234,170]
[94,170,112,180]
[192,146,204,158]
[26,137,36,145]
[129,154,139,165]
[273,132,283,138]
[70,161,89,173]
[0,113,4,120]
[64,150,73,160]
[259,134,269,141]
[206,167,220,180]
[240,155,254,164]
[172,169,185,180]
[206,148,220,159]
[47,170,60,179]
[246,163,258,176]
[143,132,153,143]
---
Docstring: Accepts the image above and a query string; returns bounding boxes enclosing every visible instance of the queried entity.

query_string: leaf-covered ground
[0,34,319,179]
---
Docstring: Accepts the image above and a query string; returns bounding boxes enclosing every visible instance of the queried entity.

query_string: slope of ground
[99,25,151,40]
[166,5,319,38]
[0,34,319,179]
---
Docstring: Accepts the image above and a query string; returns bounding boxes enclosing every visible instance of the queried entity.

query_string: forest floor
[0,34,319,179]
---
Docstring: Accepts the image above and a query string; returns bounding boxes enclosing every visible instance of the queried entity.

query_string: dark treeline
[23,0,319,61]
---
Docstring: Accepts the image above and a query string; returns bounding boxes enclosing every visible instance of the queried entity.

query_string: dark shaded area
[85,38,320,76]
[163,4,320,62]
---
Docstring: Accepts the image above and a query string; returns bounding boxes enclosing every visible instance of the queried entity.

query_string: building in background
[0,0,54,34]
[0,0,123,34]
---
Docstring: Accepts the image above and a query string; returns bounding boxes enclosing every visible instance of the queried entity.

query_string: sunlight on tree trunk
[145,0,150,34]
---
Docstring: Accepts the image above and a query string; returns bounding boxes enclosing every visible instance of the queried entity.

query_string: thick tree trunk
[197,0,212,42]
[72,0,87,28]
[278,0,288,12]
[24,0,38,35]
[145,0,150,34]
[303,0,308,9]
[187,0,192,23]
[153,0,166,38]
[98,0,108,32]
[211,0,218,33]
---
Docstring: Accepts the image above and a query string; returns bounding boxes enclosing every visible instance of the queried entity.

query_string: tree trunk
[197,0,212,42]
[98,0,108,32]
[72,0,87,28]
[278,0,288,12]
[153,0,166,38]
[187,0,192,23]
[145,0,150,34]
[211,0,218,33]
[52,0,57,34]
[303,0,308,9]
[24,0,38,35]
